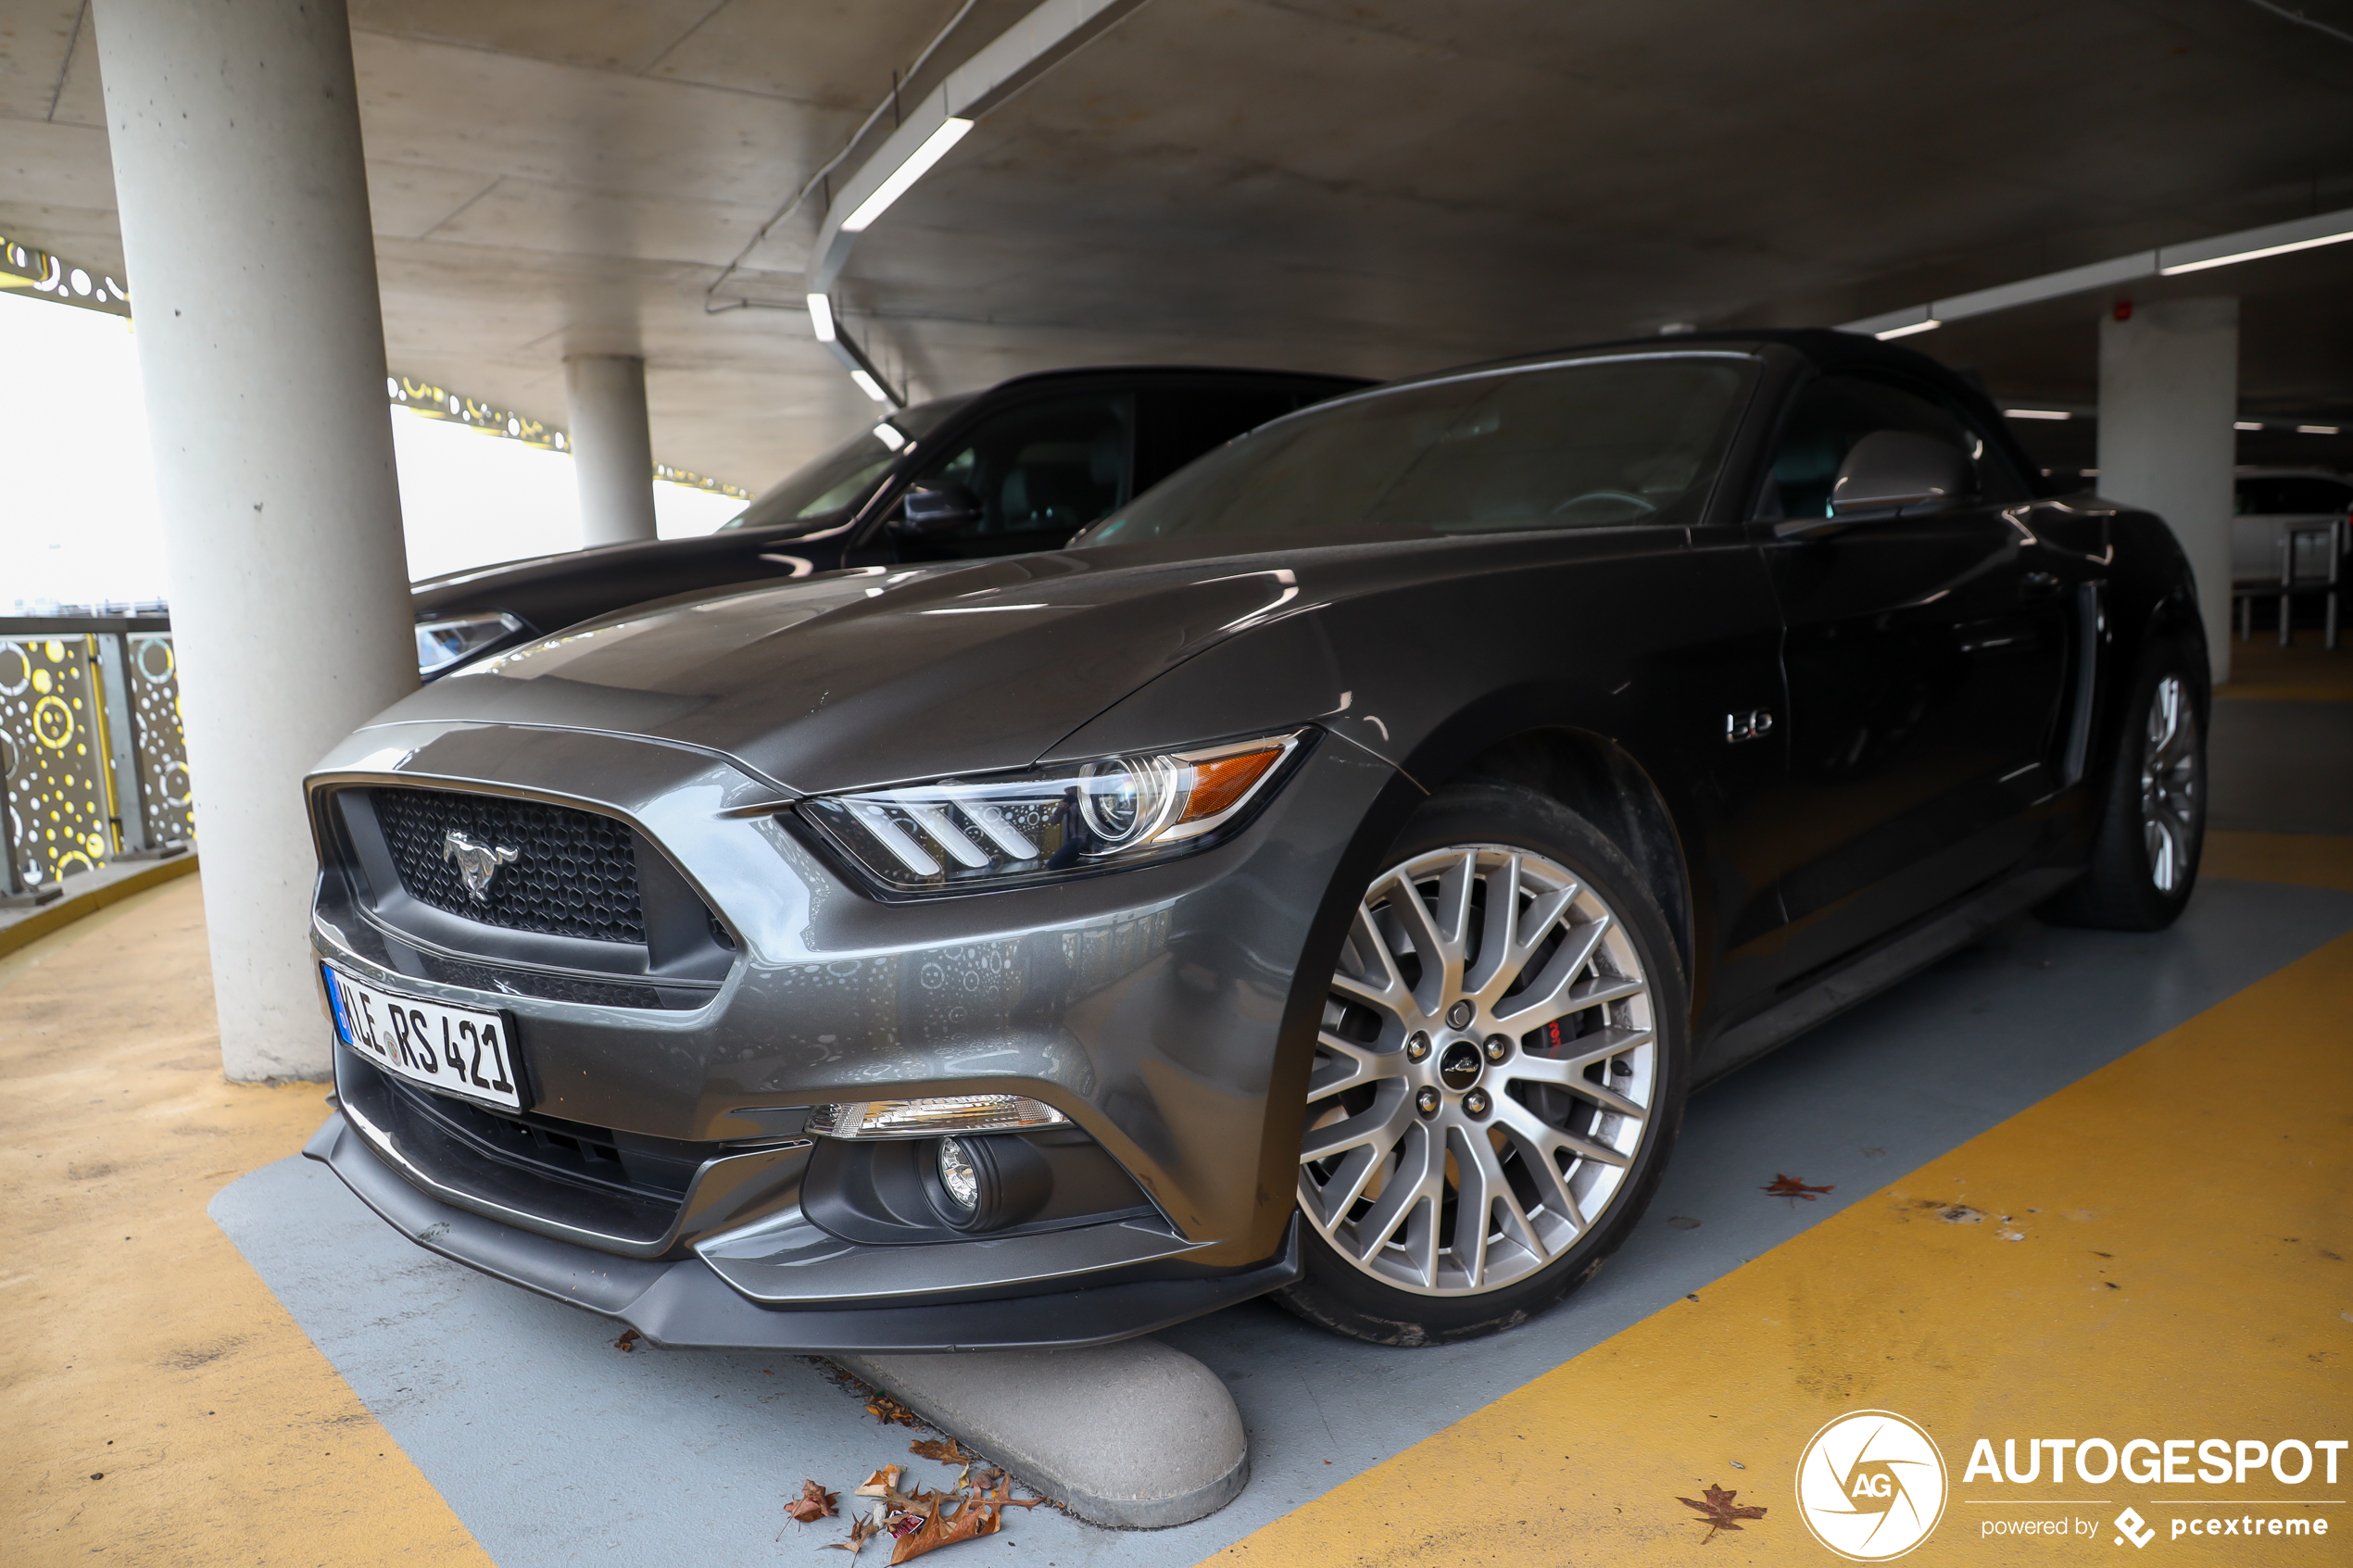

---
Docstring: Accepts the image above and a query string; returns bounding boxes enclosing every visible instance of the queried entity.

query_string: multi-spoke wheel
[1275,783,1686,1344]
[2139,672,2199,896]
[2044,637,2207,932]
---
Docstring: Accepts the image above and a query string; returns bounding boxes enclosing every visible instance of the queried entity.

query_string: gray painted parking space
[2208,697,2353,834]
[210,876,2353,1568]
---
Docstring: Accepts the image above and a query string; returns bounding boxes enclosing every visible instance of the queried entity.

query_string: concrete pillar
[94,0,418,1081]
[564,354,659,546]
[2097,297,2239,685]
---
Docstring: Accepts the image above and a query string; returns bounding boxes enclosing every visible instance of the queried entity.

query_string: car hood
[362,552,1317,795]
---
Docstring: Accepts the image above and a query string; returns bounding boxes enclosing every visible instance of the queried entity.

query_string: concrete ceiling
[6,0,2353,492]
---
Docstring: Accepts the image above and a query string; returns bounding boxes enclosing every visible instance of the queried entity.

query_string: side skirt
[1692,865,2079,1087]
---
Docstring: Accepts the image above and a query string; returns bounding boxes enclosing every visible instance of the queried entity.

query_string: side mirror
[1775,431,1977,539]
[1829,430,1975,517]
[895,482,981,535]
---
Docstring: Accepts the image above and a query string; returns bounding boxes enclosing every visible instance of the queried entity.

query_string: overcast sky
[0,289,742,612]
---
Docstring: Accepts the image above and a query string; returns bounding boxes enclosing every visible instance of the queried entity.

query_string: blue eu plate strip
[322,964,353,1047]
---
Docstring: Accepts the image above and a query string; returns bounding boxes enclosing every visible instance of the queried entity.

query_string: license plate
[324,965,523,1111]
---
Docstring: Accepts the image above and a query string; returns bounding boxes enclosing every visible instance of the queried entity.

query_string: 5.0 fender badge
[442,829,520,902]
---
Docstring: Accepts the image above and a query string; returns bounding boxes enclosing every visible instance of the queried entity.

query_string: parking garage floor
[6,642,2348,1568]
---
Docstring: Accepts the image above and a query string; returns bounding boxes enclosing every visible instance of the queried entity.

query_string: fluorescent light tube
[849,369,891,404]
[2160,228,2353,275]
[807,292,837,343]
[840,117,975,234]
[2296,424,2341,435]
[2003,408,2072,420]
[2234,421,2264,432]
[872,422,906,450]
[1875,318,1942,340]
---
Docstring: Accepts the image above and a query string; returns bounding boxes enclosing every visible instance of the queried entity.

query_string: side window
[898,393,1134,559]
[1759,374,2024,521]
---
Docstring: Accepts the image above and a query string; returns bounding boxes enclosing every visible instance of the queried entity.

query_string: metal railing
[0,614,192,903]
[2233,519,2347,649]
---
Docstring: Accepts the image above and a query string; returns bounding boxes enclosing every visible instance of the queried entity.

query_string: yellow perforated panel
[1,635,120,886]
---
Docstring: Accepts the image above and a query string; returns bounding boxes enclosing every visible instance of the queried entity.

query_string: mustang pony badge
[442,829,520,902]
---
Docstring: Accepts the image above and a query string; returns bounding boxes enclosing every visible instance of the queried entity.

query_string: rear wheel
[1274,784,1687,1345]
[2043,639,2207,931]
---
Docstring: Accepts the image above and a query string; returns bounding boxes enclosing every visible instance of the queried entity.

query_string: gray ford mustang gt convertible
[304,329,2207,1350]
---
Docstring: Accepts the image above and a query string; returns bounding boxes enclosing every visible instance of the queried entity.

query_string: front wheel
[2042,640,2208,932]
[1273,783,1689,1346]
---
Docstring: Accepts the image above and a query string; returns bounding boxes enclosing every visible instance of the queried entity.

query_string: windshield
[719,395,971,533]
[1078,354,1754,546]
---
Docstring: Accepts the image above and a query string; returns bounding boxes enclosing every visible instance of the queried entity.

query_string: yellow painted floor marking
[1213,927,2351,1567]
[2219,637,2353,702]
[2206,831,2353,893]
[1,875,493,1567]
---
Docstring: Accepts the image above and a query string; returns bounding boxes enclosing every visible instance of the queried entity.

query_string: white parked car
[2233,467,2350,588]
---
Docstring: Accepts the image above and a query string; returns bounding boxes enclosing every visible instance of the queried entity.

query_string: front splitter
[303,1111,1299,1353]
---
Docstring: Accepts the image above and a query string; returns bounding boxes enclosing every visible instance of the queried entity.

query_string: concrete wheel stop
[834,1340,1248,1529]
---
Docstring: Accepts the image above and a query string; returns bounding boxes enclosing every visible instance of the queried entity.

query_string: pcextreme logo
[1797,1411,1951,1561]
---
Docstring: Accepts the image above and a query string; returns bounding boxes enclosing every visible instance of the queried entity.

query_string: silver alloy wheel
[1299,844,1657,1297]
[2140,673,2200,894]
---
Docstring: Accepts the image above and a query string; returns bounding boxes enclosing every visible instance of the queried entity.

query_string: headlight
[799,729,1306,895]
[414,611,526,676]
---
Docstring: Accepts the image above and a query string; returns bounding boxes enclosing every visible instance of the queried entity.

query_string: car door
[1751,372,2072,977]
[875,391,1136,564]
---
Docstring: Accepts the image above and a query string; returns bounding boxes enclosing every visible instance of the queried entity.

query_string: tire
[2041,637,2208,932]
[1272,781,1690,1346]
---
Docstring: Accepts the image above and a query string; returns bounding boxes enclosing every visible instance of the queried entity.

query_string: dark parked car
[308,330,2205,1350]
[409,366,1367,676]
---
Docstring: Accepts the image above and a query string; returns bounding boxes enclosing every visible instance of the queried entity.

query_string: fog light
[806,1094,1069,1139]
[937,1137,979,1211]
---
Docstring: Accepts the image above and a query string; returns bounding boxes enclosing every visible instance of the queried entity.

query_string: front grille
[373,787,645,944]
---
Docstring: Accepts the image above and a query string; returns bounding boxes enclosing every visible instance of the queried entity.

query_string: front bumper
[306,1109,1300,1351]
[305,714,1402,1337]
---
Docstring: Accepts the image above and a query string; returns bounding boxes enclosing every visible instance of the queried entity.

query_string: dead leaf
[855,1465,906,1498]
[612,1329,640,1352]
[890,1486,1000,1563]
[1762,1173,1833,1201]
[910,1436,975,1466]
[1678,1483,1768,1542]
[974,1478,1040,1512]
[786,1479,840,1524]
[823,1513,886,1559]
[866,1392,924,1428]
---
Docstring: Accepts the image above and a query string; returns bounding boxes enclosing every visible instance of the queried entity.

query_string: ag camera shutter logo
[1797,1410,1949,1561]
